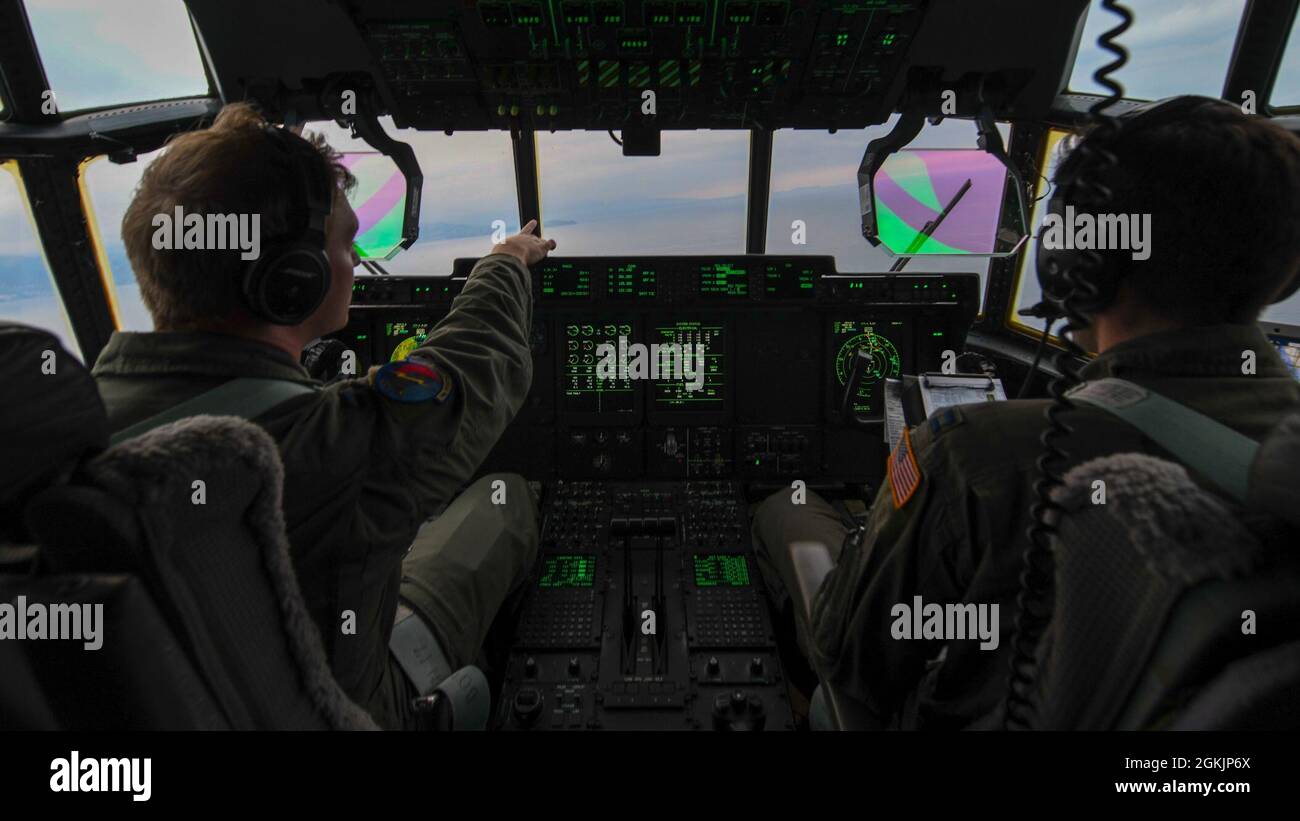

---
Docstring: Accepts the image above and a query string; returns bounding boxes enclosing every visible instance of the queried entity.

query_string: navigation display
[830,318,910,419]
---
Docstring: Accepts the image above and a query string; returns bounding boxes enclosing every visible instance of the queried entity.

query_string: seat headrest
[0,323,108,533]
[1248,411,1300,528]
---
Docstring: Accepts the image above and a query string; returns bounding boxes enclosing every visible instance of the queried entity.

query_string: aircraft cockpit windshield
[3,0,1300,789]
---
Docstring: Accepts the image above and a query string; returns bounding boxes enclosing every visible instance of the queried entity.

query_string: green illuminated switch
[645,2,674,25]
[676,1,705,25]
[725,1,754,25]
[562,1,593,25]
[512,2,544,25]
[594,1,624,24]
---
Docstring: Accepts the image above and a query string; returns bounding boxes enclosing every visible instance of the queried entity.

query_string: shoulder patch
[372,359,453,404]
[926,406,966,437]
[888,427,923,509]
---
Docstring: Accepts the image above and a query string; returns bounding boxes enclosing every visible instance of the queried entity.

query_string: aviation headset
[240,125,335,325]
[1034,94,1300,317]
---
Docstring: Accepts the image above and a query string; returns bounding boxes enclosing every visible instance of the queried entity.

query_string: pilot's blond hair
[121,103,355,329]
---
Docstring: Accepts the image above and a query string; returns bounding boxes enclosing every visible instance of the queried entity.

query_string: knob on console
[512,687,543,728]
[711,689,768,731]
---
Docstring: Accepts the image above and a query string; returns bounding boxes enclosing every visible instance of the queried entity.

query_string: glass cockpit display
[651,320,727,413]
[563,320,636,415]
[831,319,910,419]
[538,554,596,588]
[693,554,751,587]
[384,319,435,361]
[541,260,595,300]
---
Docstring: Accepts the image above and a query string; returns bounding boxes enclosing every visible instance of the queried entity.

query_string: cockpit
[2,0,1299,738]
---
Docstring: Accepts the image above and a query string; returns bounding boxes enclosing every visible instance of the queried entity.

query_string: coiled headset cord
[1001,0,1134,730]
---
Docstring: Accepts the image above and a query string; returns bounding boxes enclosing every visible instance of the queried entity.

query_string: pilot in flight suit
[94,251,540,729]
[752,325,1300,728]
[752,95,1300,729]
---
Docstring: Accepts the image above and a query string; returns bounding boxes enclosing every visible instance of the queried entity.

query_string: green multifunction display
[385,319,434,361]
[538,554,596,588]
[831,318,907,418]
[651,320,725,411]
[608,261,658,299]
[540,260,593,299]
[762,260,817,299]
[563,321,636,414]
[698,262,749,298]
[693,554,751,587]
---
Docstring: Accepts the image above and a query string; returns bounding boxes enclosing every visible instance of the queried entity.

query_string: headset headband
[260,125,333,248]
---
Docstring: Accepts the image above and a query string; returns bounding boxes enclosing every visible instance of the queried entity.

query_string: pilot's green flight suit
[92,254,537,729]
[751,323,1300,728]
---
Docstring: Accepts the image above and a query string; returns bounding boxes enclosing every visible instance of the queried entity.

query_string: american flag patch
[888,427,922,509]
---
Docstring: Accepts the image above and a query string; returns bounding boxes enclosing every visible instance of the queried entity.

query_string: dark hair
[122,103,356,329]
[1054,97,1300,325]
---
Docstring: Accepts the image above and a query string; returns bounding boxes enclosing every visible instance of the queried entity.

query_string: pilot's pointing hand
[493,219,557,267]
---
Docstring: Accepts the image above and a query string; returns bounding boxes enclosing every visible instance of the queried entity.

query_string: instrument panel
[334,255,979,486]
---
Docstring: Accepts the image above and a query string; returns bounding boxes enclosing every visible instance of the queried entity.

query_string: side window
[1010,129,1071,335]
[81,151,161,331]
[0,161,80,357]
[1069,0,1246,101]
[1271,17,1300,109]
[1261,292,1300,326]
[24,0,209,113]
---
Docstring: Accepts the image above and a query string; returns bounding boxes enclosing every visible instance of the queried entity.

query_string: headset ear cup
[242,243,331,325]
[1035,195,1075,308]
[1035,193,1122,317]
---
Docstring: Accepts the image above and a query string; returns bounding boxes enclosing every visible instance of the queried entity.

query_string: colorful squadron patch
[888,427,923,509]
[372,358,453,404]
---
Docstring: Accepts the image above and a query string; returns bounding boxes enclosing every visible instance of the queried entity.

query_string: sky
[4,0,1300,346]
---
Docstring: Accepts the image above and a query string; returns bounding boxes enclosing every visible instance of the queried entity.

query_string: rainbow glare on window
[339,152,407,260]
[872,149,1012,256]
